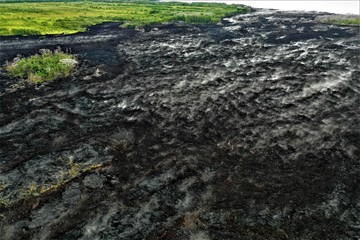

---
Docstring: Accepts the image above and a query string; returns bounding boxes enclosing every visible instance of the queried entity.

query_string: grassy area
[0,1,249,36]
[325,17,360,26]
[5,49,77,83]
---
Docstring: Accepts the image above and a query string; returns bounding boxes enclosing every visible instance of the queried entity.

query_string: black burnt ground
[0,10,359,240]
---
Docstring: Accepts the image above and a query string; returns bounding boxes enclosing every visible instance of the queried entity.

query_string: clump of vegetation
[0,197,10,208]
[5,48,77,83]
[0,1,249,36]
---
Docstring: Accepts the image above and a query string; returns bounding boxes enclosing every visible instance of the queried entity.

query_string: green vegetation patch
[6,49,77,83]
[327,18,360,26]
[0,1,249,36]
[321,16,360,26]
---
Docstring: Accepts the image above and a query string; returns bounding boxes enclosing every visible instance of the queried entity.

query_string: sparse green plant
[0,182,8,191]
[0,197,11,208]
[68,157,81,178]
[18,181,40,197]
[28,181,39,196]
[5,48,77,83]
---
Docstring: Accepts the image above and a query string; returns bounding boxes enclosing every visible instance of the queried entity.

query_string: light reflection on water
[161,0,360,14]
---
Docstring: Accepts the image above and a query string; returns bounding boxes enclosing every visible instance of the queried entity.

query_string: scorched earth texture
[0,10,359,240]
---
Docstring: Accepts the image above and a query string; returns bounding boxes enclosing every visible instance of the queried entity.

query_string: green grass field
[318,15,360,26]
[326,18,360,26]
[0,1,249,36]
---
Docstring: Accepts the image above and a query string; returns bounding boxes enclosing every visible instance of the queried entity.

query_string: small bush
[5,49,77,83]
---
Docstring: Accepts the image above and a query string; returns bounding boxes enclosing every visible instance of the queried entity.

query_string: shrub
[5,49,77,83]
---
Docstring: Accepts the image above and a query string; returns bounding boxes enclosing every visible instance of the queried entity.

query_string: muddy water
[0,10,359,240]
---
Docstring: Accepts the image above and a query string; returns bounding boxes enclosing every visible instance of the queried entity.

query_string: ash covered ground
[0,9,359,240]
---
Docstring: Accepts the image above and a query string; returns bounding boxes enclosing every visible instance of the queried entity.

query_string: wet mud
[0,9,359,240]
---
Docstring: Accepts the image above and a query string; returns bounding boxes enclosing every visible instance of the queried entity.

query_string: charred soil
[0,10,360,240]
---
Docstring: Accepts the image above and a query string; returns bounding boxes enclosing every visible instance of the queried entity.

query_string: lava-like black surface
[0,10,359,240]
